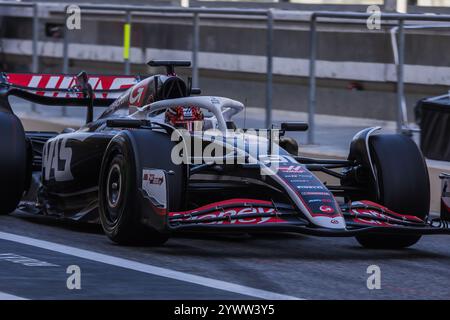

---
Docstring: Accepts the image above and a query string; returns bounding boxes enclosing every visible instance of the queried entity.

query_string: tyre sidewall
[356,134,429,249]
[0,112,27,214]
[99,135,139,243]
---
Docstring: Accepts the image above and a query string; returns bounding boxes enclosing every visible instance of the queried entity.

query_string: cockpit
[132,96,245,133]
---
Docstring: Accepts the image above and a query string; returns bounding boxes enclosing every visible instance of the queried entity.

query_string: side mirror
[279,136,299,155]
[280,122,309,132]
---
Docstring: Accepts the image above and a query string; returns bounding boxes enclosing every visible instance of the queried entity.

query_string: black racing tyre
[280,136,299,156]
[356,134,430,249]
[99,136,168,246]
[0,112,27,215]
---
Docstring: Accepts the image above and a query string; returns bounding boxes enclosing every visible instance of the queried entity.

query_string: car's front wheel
[355,134,430,249]
[99,136,168,246]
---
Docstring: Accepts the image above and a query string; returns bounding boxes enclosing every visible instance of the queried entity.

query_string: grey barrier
[2,2,450,142]
[308,11,450,144]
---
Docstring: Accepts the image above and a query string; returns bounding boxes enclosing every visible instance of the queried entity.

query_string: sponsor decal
[352,209,391,226]
[308,198,333,204]
[42,133,93,182]
[330,219,340,224]
[129,83,147,106]
[170,206,284,225]
[289,180,312,183]
[301,191,330,196]
[278,166,305,173]
[356,200,423,222]
[297,185,325,190]
[42,137,73,182]
[319,205,335,214]
[143,173,164,185]
[210,97,220,104]
[6,74,137,99]
[142,169,167,211]
[183,107,194,118]
[283,174,312,179]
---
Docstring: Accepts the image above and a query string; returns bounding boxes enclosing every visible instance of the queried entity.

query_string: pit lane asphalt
[0,214,450,300]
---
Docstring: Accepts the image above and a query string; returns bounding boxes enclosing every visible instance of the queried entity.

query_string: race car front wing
[166,198,450,237]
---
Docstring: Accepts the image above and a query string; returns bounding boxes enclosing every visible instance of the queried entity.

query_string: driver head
[165,106,204,132]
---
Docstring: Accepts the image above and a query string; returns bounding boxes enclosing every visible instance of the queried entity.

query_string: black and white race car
[1,60,449,249]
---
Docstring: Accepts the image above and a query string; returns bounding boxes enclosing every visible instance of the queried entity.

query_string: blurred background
[1,0,450,141]
[2,0,450,126]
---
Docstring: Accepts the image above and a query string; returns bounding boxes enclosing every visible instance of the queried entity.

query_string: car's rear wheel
[0,112,28,215]
[99,138,168,246]
[355,134,430,249]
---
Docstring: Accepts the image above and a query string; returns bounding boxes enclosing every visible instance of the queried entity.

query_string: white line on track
[0,291,27,300]
[0,231,302,300]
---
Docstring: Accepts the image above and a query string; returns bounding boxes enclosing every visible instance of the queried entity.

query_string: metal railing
[76,4,275,127]
[0,2,276,127]
[308,12,450,144]
[2,2,450,143]
[0,2,39,75]
[0,2,39,111]
[390,23,450,133]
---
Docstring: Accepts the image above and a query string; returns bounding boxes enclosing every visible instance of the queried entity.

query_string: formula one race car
[1,60,450,249]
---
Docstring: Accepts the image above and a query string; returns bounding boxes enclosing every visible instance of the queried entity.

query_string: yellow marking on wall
[123,23,131,60]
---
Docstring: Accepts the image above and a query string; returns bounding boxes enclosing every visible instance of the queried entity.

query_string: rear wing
[0,72,140,109]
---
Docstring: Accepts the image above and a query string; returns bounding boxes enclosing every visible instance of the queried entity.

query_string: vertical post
[192,12,200,88]
[63,28,69,74]
[31,3,39,112]
[123,11,131,75]
[384,0,398,12]
[396,19,405,133]
[265,9,274,129]
[62,26,69,116]
[32,4,39,74]
[307,14,317,145]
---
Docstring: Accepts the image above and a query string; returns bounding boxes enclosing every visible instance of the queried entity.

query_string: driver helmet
[165,106,204,132]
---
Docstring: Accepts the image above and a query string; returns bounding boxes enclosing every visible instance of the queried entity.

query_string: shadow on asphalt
[155,234,450,262]
[13,215,450,262]
[14,216,103,234]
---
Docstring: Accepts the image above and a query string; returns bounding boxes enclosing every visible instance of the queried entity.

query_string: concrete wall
[1,6,450,121]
